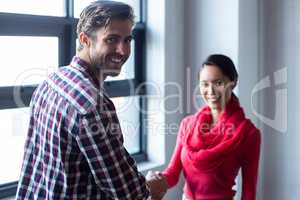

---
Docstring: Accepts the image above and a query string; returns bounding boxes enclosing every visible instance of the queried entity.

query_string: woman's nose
[207,84,216,95]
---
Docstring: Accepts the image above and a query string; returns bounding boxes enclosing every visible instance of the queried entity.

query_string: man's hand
[146,171,168,200]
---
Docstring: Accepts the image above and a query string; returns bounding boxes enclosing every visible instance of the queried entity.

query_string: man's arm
[75,111,149,199]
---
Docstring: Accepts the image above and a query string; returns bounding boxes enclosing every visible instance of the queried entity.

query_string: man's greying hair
[77,0,135,51]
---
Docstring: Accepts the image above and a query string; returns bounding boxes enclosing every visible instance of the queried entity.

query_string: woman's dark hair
[202,54,238,82]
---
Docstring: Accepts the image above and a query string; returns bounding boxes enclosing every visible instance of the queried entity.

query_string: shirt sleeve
[75,110,149,200]
[161,117,188,188]
[241,128,261,200]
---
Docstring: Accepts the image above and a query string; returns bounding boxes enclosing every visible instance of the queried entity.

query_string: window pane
[0,108,29,185]
[0,0,65,16]
[74,0,94,18]
[0,36,58,87]
[112,96,140,154]
[0,101,141,184]
[74,0,141,21]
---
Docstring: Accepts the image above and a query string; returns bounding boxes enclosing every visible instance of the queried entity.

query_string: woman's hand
[146,171,168,200]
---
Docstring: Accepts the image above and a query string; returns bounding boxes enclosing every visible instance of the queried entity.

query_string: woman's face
[199,65,235,112]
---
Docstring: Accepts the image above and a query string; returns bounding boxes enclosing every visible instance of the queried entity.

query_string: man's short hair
[77,0,135,51]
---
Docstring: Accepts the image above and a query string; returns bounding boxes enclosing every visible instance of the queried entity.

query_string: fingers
[146,175,168,200]
[145,170,153,180]
[146,170,164,180]
[146,170,169,200]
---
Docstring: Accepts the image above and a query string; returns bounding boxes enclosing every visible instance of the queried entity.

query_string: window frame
[0,0,147,198]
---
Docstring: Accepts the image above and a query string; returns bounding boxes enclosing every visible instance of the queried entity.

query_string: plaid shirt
[16,57,149,200]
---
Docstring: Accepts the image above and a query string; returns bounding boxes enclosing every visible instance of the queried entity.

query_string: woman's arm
[161,118,188,187]
[241,128,261,200]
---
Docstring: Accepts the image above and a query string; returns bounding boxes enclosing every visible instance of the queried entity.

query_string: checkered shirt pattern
[16,57,149,200]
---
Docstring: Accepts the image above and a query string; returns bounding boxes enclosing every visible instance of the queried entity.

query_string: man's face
[88,19,133,78]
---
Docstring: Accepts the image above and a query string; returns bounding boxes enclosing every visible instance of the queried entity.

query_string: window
[0,36,59,87]
[0,0,146,198]
[0,0,65,17]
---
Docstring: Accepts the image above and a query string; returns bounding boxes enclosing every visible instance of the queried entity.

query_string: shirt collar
[70,56,101,89]
[69,56,111,98]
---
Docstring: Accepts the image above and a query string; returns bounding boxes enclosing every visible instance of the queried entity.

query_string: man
[16,1,166,199]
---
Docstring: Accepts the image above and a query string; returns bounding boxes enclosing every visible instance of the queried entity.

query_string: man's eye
[125,38,132,43]
[106,38,117,43]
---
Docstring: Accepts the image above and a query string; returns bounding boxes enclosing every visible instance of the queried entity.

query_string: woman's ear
[228,81,236,90]
[232,81,238,89]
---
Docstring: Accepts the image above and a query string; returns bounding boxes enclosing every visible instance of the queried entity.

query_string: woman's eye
[200,82,208,88]
[215,80,224,86]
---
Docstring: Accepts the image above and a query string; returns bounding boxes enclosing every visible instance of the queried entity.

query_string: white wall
[140,0,185,199]
[184,0,239,114]
[184,0,300,199]
[238,0,263,198]
[144,0,300,199]
[261,0,300,199]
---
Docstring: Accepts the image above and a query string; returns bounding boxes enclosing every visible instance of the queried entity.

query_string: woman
[154,54,261,200]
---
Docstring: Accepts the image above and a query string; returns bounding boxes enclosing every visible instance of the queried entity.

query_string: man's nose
[116,42,129,55]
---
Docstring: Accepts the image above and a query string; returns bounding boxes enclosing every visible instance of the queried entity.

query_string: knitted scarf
[184,95,253,172]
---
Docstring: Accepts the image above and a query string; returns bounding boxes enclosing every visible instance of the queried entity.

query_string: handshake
[145,171,169,200]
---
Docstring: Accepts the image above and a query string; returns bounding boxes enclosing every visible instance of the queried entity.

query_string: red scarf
[184,95,253,172]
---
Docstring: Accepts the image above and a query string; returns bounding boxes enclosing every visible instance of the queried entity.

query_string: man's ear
[79,32,90,48]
